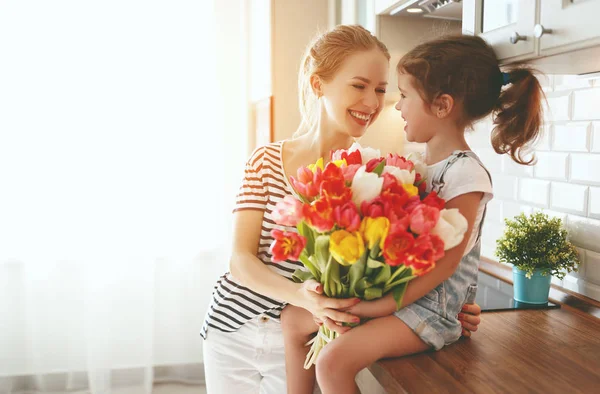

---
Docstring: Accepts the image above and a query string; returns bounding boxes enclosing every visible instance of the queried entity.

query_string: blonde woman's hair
[295,25,390,138]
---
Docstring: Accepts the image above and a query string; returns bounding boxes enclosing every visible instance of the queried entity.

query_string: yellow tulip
[308,157,324,173]
[329,230,365,265]
[360,216,390,250]
[332,159,347,167]
[402,184,419,197]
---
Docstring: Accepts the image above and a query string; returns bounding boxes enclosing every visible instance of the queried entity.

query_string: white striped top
[201,141,303,338]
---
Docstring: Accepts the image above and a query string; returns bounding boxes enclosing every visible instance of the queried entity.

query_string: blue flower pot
[512,266,552,304]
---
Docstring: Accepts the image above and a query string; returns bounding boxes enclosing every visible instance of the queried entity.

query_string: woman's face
[395,73,436,143]
[319,48,389,139]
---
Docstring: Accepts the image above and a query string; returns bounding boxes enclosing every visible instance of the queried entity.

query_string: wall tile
[572,88,600,121]
[553,122,590,152]
[503,156,534,177]
[570,154,600,185]
[592,122,600,153]
[550,182,588,214]
[518,179,550,207]
[589,187,600,219]
[546,92,571,121]
[534,152,568,180]
[492,175,518,200]
[566,215,600,252]
[584,250,600,285]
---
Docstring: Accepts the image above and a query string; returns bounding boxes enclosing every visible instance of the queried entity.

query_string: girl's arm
[229,210,360,326]
[347,191,483,318]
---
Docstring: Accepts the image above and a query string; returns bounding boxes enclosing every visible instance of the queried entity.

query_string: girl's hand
[459,302,481,337]
[344,295,397,319]
[294,280,361,335]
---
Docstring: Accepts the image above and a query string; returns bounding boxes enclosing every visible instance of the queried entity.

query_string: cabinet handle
[534,24,553,38]
[509,32,527,44]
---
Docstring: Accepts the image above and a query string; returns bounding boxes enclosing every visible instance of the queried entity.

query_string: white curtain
[0,1,248,393]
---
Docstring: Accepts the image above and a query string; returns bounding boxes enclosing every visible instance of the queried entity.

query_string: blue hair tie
[501,72,511,86]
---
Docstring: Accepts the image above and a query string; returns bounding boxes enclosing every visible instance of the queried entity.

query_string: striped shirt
[201,141,303,339]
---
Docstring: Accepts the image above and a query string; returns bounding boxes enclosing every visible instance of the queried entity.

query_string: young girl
[281,34,544,394]
[201,26,482,394]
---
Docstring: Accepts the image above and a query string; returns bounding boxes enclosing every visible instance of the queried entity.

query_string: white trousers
[202,315,384,394]
[202,315,288,394]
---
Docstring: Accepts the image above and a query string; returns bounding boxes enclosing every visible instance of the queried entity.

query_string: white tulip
[407,152,428,180]
[430,208,468,250]
[356,145,381,164]
[382,165,416,185]
[351,165,383,206]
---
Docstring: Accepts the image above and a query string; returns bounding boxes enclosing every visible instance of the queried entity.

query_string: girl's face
[395,73,437,143]
[319,48,389,139]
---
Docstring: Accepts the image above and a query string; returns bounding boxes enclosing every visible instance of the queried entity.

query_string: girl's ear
[433,93,455,118]
[310,74,323,98]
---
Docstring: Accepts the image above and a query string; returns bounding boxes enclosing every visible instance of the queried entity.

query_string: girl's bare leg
[281,305,320,394]
[315,315,430,394]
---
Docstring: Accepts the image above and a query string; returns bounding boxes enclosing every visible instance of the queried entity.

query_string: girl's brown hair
[296,25,390,137]
[397,35,545,165]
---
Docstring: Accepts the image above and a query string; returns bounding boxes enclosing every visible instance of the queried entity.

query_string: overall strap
[431,151,493,243]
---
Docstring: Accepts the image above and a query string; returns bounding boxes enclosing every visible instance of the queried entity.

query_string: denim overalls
[394,151,492,350]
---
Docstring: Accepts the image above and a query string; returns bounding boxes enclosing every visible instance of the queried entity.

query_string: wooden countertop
[368,280,600,393]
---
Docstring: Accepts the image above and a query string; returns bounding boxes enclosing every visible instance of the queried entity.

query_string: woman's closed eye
[352,84,386,94]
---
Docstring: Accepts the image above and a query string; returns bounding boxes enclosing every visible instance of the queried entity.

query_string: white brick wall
[469,75,600,301]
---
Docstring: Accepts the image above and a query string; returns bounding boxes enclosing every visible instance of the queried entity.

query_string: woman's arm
[347,191,484,318]
[229,210,360,327]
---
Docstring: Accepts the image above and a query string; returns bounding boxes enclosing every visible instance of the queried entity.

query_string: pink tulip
[386,153,415,172]
[333,202,361,232]
[409,204,440,234]
[272,195,304,226]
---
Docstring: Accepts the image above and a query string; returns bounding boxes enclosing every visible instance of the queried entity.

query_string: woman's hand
[458,302,481,337]
[293,280,361,335]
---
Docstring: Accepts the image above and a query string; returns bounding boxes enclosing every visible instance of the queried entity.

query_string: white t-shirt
[426,151,494,255]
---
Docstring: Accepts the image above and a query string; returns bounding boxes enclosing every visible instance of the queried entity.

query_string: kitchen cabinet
[463,0,600,74]
[537,0,600,56]
[462,0,536,62]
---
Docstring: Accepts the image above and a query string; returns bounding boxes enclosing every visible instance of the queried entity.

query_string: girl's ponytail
[492,67,545,165]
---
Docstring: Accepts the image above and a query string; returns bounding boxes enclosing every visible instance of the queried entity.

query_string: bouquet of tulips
[270,143,468,368]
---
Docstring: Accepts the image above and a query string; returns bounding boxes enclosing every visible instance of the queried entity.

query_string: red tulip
[382,229,414,266]
[270,229,307,263]
[302,198,335,232]
[342,149,362,165]
[365,157,385,173]
[321,179,352,208]
[404,234,439,275]
[422,191,445,210]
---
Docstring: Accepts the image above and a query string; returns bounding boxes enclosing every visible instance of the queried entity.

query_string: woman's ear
[433,93,454,118]
[310,74,323,98]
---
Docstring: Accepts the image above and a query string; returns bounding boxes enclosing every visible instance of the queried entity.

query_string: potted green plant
[495,212,580,304]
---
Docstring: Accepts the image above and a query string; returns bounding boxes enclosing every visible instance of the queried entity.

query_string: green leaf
[367,258,385,269]
[297,221,315,256]
[364,287,383,300]
[348,252,367,296]
[292,269,315,283]
[369,244,381,259]
[355,277,371,295]
[299,252,321,282]
[384,274,417,293]
[372,159,386,176]
[372,264,391,286]
[315,235,331,271]
[392,282,409,310]
[386,265,408,286]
